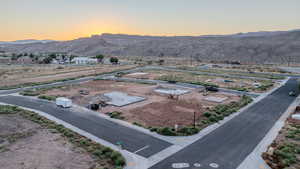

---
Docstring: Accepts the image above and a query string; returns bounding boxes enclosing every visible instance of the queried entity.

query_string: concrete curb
[147,77,290,167]
[237,85,300,169]
[0,102,147,169]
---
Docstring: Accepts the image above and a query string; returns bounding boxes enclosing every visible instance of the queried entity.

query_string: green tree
[41,56,53,64]
[95,54,104,63]
[110,57,119,64]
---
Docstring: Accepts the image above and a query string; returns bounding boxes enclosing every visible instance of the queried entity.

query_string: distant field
[0,64,135,89]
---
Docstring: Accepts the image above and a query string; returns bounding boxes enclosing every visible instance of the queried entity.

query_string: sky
[0,0,300,41]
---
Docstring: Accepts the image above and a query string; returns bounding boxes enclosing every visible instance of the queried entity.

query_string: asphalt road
[0,95,172,158]
[150,78,299,169]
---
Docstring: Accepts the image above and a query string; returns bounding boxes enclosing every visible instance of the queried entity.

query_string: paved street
[149,78,299,169]
[0,95,172,158]
[0,66,298,169]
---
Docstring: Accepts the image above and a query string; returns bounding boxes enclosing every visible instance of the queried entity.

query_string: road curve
[0,96,172,158]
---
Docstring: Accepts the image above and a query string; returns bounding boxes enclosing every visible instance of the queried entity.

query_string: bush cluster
[203,95,252,123]
[274,143,300,167]
[106,111,125,120]
[20,89,41,96]
[0,105,20,114]
[0,105,126,168]
[149,126,200,136]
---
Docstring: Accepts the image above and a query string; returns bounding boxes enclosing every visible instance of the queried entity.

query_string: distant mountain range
[1,29,300,64]
[0,39,56,45]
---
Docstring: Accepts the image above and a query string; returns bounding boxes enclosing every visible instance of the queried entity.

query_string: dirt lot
[124,70,276,93]
[0,64,134,88]
[0,113,112,169]
[42,80,240,128]
[263,108,300,169]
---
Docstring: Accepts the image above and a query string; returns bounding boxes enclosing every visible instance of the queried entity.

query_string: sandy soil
[0,64,134,87]
[43,80,240,127]
[0,113,111,169]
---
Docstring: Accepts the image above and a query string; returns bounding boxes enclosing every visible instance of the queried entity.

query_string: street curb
[237,79,299,169]
[0,102,147,169]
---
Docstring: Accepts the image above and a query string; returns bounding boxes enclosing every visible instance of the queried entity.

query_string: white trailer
[55,97,72,108]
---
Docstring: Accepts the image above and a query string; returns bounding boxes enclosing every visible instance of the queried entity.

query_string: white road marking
[209,163,219,168]
[134,145,150,154]
[172,163,190,168]
[194,163,202,167]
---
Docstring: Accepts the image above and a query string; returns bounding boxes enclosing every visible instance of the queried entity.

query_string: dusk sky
[1,0,300,41]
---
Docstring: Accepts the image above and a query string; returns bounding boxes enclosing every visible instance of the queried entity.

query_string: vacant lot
[175,65,286,80]
[124,70,276,93]
[0,106,118,169]
[0,64,135,88]
[263,109,300,169]
[34,79,249,135]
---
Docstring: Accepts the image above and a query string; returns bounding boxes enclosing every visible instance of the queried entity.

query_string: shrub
[208,116,218,122]
[20,89,41,96]
[132,122,143,127]
[106,111,124,119]
[110,57,119,64]
[274,143,299,167]
[158,127,177,136]
[0,105,20,114]
[149,127,158,132]
[38,95,57,101]
[93,149,103,157]
[203,112,212,118]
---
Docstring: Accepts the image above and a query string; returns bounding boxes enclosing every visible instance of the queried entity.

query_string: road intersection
[0,66,298,169]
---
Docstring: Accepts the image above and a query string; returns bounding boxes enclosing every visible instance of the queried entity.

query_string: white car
[55,97,72,108]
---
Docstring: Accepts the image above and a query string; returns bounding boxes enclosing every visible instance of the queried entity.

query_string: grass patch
[38,95,57,101]
[0,105,126,168]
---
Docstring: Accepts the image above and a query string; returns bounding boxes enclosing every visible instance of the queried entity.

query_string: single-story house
[72,57,97,64]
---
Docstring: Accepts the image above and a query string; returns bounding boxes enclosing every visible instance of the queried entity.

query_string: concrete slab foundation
[154,88,190,95]
[103,91,146,107]
[204,96,228,103]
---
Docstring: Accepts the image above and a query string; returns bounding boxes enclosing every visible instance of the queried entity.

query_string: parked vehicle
[205,86,219,92]
[289,91,296,97]
[56,97,72,108]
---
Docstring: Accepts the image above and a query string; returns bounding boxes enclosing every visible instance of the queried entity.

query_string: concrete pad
[127,72,149,76]
[154,88,190,95]
[204,96,228,103]
[103,91,146,107]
